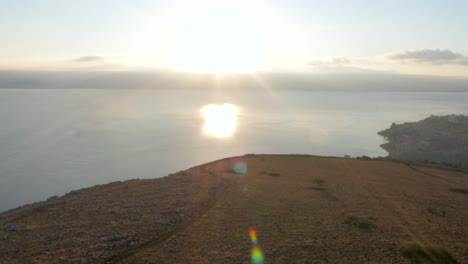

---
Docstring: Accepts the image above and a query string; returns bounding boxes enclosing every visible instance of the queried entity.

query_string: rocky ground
[0,155,467,263]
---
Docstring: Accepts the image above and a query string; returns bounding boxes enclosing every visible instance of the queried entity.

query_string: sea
[1,88,468,211]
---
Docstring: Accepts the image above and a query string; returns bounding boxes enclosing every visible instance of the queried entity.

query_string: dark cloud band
[74,56,123,63]
[388,49,468,65]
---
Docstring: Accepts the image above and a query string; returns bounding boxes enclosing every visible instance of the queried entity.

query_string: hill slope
[0,155,467,263]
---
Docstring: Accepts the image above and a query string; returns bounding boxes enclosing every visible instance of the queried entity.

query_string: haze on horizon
[1,0,468,79]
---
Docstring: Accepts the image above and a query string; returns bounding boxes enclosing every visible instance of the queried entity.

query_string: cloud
[74,55,123,63]
[74,56,106,62]
[307,57,387,74]
[388,49,468,65]
[309,57,351,66]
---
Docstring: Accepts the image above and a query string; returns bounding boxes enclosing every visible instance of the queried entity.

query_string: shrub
[399,242,458,264]
[426,207,446,217]
[449,188,468,195]
[356,155,372,160]
[47,195,59,201]
[344,215,376,230]
[313,178,325,188]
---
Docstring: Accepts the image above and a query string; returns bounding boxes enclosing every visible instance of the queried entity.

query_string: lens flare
[249,228,264,264]
[251,247,264,264]
[233,162,247,174]
[249,227,257,245]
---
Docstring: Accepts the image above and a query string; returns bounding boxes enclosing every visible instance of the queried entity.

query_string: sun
[126,1,307,72]
[172,1,268,73]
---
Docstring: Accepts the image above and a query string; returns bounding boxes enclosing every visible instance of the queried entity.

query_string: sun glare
[172,1,269,73]
[201,103,238,138]
[127,0,306,72]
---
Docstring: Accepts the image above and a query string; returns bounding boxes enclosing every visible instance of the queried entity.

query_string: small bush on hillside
[259,171,280,177]
[313,178,325,188]
[356,155,372,160]
[47,195,59,201]
[399,242,458,264]
[344,215,376,230]
[426,207,446,217]
[449,188,468,195]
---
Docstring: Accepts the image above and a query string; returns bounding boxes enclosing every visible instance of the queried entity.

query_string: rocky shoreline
[379,115,468,167]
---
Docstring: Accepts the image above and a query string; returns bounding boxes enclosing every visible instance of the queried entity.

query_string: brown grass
[1,155,466,263]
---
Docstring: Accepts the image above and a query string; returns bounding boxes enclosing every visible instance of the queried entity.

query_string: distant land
[1,70,468,91]
[379,115,468,167]
[0,155,466,263]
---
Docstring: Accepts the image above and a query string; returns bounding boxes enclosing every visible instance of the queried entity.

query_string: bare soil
[0,155,467,263]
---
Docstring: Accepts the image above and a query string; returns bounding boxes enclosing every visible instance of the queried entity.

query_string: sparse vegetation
[259,171,280,177]
[320,191,338,202]
[356,155,372,160]
[399,242,458,264]
[313,177,325,188]
[232,230,244,242]
[47,195,59,201]
[372,156,400,162]
[2,155,466,263]
[252,212,265,223]
[427,207,446,217]
[352,155,468,172]
[344,215,376,230]
[449,188,468,195]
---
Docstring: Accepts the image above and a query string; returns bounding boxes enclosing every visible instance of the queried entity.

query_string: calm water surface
[1,89,468,211]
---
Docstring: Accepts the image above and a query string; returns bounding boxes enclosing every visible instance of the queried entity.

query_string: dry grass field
[1,155,467,263]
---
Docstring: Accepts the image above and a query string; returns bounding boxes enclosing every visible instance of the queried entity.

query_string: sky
[1,0,468,76]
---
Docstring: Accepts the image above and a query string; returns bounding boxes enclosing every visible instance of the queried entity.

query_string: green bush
[313,178,325,188]
[399,242,458,263]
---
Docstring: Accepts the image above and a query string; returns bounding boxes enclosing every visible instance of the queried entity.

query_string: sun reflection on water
[201,103,239,138]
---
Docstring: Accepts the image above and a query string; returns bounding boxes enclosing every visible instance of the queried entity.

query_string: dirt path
[105,164,229,263]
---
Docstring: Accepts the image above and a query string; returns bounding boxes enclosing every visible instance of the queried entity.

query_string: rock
[157,218,168,225]
[47,233,64,240]
[0,233,8,240]
[109,239,129,250]
[6,223,25,232]
[102,234,126,242]
[8,247,19,255]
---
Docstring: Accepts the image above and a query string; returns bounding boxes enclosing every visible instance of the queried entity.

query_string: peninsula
[379,115,468,167]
